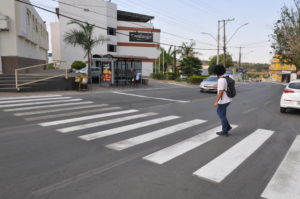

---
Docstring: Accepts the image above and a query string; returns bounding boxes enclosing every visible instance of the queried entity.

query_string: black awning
[117,10,154,22]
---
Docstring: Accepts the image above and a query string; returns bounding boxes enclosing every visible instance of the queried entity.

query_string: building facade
[0,0,48,74]
[51,0,160,77]
[269,57,297,83]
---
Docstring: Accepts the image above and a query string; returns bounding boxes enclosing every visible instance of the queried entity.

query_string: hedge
[151,72,167,80]
[166,72,178,80]
[187,75,209,84]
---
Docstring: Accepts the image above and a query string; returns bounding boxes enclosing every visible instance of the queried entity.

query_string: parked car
[74,67,88,74]
[200,76,218,93]
[280,80,300,113]
[75,67,101,78]
[91,67,101,78]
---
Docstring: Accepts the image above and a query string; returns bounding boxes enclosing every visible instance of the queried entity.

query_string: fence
[15,61,68,91]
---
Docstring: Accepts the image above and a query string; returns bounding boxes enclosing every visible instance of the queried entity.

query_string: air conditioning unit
[0,15,9,31]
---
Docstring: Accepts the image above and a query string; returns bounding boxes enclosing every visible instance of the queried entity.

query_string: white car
[280,80,300,113]
[200,76,218,93]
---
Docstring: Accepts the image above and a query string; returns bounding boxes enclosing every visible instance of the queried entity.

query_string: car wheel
[200,89,204,93]
[280,107,287,113]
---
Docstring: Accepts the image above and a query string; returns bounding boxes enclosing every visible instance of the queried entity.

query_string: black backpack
[223,76,236,98]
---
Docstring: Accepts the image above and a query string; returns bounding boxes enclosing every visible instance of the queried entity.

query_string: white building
[0,0,48,74]
[51,0,160,77]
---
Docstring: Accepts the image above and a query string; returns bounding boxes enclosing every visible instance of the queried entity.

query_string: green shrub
[175,77,181,82]
[166,72,178,80]
[151,72,167,80]
[71,61,86,70]
[187,75,208,84]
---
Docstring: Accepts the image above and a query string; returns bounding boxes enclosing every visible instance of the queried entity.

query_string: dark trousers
[217,103,231,132]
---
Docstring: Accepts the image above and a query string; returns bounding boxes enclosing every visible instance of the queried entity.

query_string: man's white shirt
[217,76,233,104]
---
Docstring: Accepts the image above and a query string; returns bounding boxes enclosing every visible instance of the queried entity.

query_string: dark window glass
[107,44,116,52]
[289,83,300,89]
[107,27,116,36]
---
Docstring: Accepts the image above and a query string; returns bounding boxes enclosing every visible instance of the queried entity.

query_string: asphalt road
[0,81,299,199]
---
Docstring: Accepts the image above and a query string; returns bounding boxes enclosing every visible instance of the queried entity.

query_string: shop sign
[129,32,153,42]
[102,63,112,82]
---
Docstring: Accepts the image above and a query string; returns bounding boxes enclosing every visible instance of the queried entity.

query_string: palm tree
[158,46,175,72]
[64,20,106,79]
[179,40,198,59]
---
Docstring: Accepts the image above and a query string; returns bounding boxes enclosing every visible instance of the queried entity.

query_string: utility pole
[158,49,161,73]
[221,18,234,67]
[173,46,177,73]
[217,21,220,65]
[162,49,165,73]
[238,46,242,72]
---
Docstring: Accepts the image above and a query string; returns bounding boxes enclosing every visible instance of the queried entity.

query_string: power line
[16,0,218,51]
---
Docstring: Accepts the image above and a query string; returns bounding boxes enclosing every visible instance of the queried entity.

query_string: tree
[208,54,233,74]
[64,20,106,79]
[158,46,177,72]
[271,0,300,71]
[180,56,202,76]
[178,41,198,59]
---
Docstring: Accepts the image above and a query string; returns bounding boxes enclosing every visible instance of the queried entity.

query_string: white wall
[15,0,48,60]
[50,22,61,62]
[142,62,153,77]
[0,0,18,57]
[58,0,117,67]
[51,0,160,76]
[0,0,48,66]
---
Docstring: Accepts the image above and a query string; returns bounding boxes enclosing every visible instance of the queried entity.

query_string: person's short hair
[213,65,226,76]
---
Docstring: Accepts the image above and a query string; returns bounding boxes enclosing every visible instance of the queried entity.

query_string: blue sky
[33,0,296,64]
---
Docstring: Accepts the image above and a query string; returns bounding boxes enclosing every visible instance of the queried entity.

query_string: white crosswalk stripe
[25,107,122,121]
[193,129,274,183]
[261,135,300,199]
[143,125,238,165]
[0,98,83,108]
[106,119,207,151]
[14,104,109,116]
[79,116,180,141]
[1,96,288,193]
[57,112,158,133]
[4,101,94,112]
[39,109,139,127]
[0,97,72,104]
[0,94,62,101]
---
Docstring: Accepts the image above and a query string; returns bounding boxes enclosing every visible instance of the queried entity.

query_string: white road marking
[261,136,300,199]
[0,97,72,104]
[107,119,206,151]
[112,91,190,103]
[193,129,274,183]
[264,100,272,105]
[39,109,139,127]
[14,104,108,116]
[79,115,180,141]
[4,101,93,112]
[242,107,257,114]
[57,112,158,133]
[143,125,238,165]
[0,99,83,108]
[25,107,122,121]
[0,94,61,100]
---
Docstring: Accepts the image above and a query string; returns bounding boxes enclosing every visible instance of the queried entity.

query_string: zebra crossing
[1,94,300,198]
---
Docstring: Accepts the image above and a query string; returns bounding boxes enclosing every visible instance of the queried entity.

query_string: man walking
[213,65,232,136]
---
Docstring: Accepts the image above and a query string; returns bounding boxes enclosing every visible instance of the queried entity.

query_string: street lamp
[201,32,219,64]
[201,32,217,42]
[227,23,249,44]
